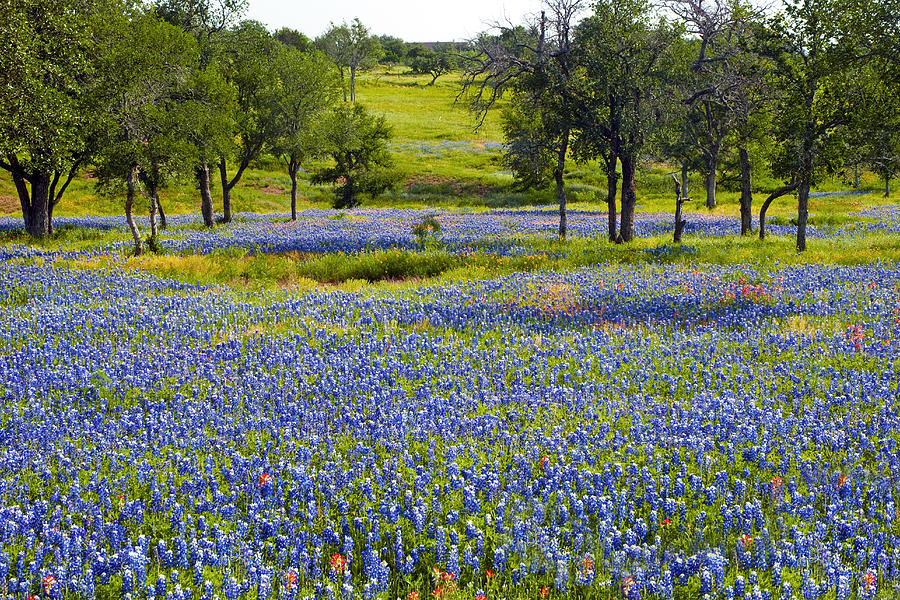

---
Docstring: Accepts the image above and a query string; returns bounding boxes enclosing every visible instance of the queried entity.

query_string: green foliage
[500,96,556,190]
[297,249,456,283]
[0,0,118,235]
[153,0,247,41]
[378,35,408,64]
[214,21,283,166]
[315,19,382,102]
[313,104,400,208]
[408,44,458,85]
[93,12,200,191]
[274,27,312,52]
[411,214,442,244]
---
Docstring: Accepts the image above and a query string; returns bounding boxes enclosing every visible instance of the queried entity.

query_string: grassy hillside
[0,67,894,222]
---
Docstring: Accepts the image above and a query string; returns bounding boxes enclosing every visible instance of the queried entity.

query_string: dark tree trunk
[343,180,356,208]
[555,132,569,240]
[350,65,357,103]
[672,174,686,243]
[795,77,817,253]
[739,146,753,235]
[704,151,718,209]
[885,175,891,198]
[7,161,51,238]
[619,154,637,242]
[125,166,143,256]
[157,193,167,229]
[853,163,860,188]
[198,162,214,227]
[25,173,51,238]
[605,149,619,242]
[797,179,810,252]
[289,160,299,221]
[219,158,232,223]
[759,182,799,241]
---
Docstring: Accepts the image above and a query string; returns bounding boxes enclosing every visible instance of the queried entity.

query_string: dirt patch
[0,195,19,214]
[258,185,285,195]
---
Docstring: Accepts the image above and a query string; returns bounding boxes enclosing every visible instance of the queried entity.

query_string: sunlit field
[2,14,900,596]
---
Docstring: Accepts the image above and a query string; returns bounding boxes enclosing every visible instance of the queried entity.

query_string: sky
[245,0,546,43]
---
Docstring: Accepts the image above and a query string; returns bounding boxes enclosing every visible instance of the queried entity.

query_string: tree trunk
[289,162,299,221]
[739,146,753,235]
[48,200,55,236]
[198,162,214,227]
[340,67,347,103]
[148,186,159,247]
[672,175,686,243]
[759,182,799,241]
[704,152,717,209]
[350,65,357,103]
[157,193,167,229]
[797,178,810,252]
[885,175,891,198]
[605,150,619,242]
[853,163,860,188]
[219,158,232,223]
[25,173,51,238]
[125,166,143,256]
[681,163,689,200]
[343,181,355,208]
[619,154,637,242]
[555,133,569,240]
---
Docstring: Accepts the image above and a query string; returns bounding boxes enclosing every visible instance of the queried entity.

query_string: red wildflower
[661,518,672,527]
[42,575,57,593]
[838,474,848,488]
[486,570,495,578]
[621,576,635,596]
[740,534,753,548]
[285,571,297,589]
[330,553,346,573]
[540,587,549,598]
[581,557,595,574]
[259,473,271,486]
[409,593,420,600]
[864,572,876,592]
[476,595,486,600]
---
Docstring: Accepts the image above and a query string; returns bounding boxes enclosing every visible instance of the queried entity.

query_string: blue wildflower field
[2,207,900,600]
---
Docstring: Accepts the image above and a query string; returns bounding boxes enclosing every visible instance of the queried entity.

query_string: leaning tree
[757,0,863,251]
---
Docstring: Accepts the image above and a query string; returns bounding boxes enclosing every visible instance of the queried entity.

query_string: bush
[297,249,456,283]
[411,215,441,244]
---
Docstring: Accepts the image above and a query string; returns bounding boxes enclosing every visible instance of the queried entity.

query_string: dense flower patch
[0,206,858,260]
[1,256,900,599]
